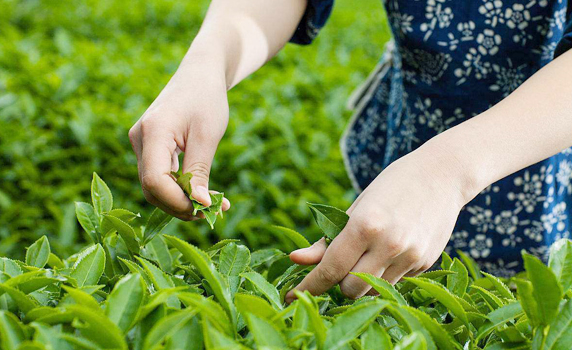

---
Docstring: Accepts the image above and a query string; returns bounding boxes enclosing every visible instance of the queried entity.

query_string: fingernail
[196,186,211,206]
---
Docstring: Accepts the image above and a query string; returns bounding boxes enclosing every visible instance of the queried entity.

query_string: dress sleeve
[554,16,572,58]
[290,0,334,45]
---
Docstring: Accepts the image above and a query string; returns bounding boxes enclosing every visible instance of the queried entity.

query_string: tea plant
[1,174,571,349]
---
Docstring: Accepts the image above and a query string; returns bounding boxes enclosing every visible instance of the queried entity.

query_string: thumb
[290,238,328,265]
[182,146,216,208]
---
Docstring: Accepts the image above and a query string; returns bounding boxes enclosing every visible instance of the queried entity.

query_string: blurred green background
[0,0,390,258]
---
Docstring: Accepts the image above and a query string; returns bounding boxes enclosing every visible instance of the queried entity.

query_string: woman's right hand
[128,55,231,221]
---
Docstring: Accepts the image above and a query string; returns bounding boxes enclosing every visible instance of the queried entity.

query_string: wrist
[180,34,230,89]
[410,131,487,207]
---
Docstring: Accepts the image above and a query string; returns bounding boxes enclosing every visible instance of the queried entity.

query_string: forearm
[182,0,307,89]
[420,49,572,204]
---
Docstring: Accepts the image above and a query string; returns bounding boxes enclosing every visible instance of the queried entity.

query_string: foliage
[1,175,572,349]
[0,0,390,258]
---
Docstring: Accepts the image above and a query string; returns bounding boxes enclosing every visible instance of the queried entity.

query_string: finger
[381,260,415,285]
[285,227,367,303]
[182,134,219,207]
[140,123,194,214]
[171,147,182,172]
[338,252,388,299]
[289,238,327,265]
[142,189,195,221]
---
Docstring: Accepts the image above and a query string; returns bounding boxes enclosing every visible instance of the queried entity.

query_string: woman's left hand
[286,142,474,302]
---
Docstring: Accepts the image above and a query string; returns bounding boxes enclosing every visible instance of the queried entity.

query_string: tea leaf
[75,202,100,243]
[307,203,349,241]
[397,305,458,350]
[241,271,283,310]
[394,332,427,350]
[163,235,236,326]
[361,322,393,350]
[145,235,173,274]
[71,244,105,287]
[447,258,468,297]
[178,292,233,336]
[244,312,288,348]
[143,308,198,350]
[171,171,193,195]
[106,273,146,333]
[514,278,540,327]
[456,250,482,280]
[61,285,101,312]
[548,238,572,293]
[294,291,327,349]
[0,310,26,350]
[404,277,469,327]
[523,252,562,325]
[219,243,250,277]
[103,215,140,254]
[91,172,113,215]
[385,304,437,350]
[0,285,37,314]
[143,208,173,245]
[269,225,311,249]
[25,236,50,268]
[482,272,514,300]
[544,298,572,349]
[324,300,387,350]
[352,272,407,305]
[234,293,284,329]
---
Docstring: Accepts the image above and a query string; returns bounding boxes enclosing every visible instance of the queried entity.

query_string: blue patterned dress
[292,0,572,276]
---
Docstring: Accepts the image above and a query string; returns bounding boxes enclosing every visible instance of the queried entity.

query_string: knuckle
[384,238,406,258]
[406,247,425,263]
[187,162,210,180]
[420,261,433,272]
[139,115,160,137]
[316,265,342,285]
[339,281,362,300]
[141,174,160,192]
[353,217,384,240]
[128,126,138,147]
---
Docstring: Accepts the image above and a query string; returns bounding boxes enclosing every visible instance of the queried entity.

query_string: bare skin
[128,0,572,302]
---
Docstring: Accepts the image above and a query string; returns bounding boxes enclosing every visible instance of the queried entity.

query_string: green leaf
[441,251,453,270]
[102,215,140,254]
[361,322,393,350]
[0,258,22,277]
[244,312,287,348]
[456,249,482,280]
[307,203,349,241]
[514,278,540,327]
[145,235,173,274]
[241,271,283,310]
[219,243,250,277]
[202,320,246,350]
[523,252,562,325]
[0,310,26,350]
[47,253,65,269]
[0,285,37,314]
[70,244,105,287]
[482,272,514,300]
[385,304,437,350]
[394,332,427,350]
[143,308,198,350]
[477,302,524,342]
[143,208,173,245]
[324,300,387,350]
[135,257,175,290]
[163,235,236,326]
[106,273,146,333]
[234,293,284,329]
[36,304,126,350]
[549,239,572,293]
[75,202,100,243]
[352,272,407,305]
[172,172,193,195]
[178,292,233,336]
[398,270,455,294]
[397,305,458,350]
[447,258,468,297]
[545,298,572,349]
[404,277,469,327]
[472,284,504,311]
[25,236,50,268]
[61,285,101,312]
[294,291,327,349]
[269,225,311,249]
[91,172,113,215]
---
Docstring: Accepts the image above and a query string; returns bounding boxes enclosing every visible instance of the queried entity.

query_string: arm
[129,0,307,220]
[287,49,572,302]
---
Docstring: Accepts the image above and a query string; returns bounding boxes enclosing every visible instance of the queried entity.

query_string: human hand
[129,58,230,221]
[286,145,472,302]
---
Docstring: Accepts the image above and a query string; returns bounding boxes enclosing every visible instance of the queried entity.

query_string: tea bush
[0,0,390,258]
[1,175,572,349]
